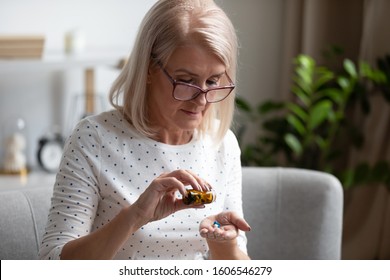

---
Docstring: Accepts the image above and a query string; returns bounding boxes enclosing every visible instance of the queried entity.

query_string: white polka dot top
[39,109,247,260]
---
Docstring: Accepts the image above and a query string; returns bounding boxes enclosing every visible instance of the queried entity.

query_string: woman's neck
[152,129,193,145]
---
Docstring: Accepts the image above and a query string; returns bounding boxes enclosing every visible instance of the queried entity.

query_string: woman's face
[147,44,226,139]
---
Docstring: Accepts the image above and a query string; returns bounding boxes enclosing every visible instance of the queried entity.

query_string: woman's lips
[182,109,202,117]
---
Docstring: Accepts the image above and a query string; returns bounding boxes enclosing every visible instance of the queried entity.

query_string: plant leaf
[287,115,306,135]
[344,59,358,78]
[314,67,334,90]
[235,97,252,112]
[318,88,345,105]
[296,67,312,89]
[287,103,309,121]
[315,135,327,149]
[293,55,315,98]
[292,85,311,106]
[337,76,352,92]
[359,61,387,83]
[284,133,303,156]
[296,54,315,70]
[339,169,354,189]
[308,100,333,130]
[258,101,285,114]
[354,162,371,185]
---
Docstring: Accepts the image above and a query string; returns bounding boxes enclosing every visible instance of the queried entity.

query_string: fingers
[199,211,252,242]
[134,170,212,224]
[216,211,251,232]
[153,177,188,197]
[199,225,237,241]
[176,169,212,191]
[157,170,211,196]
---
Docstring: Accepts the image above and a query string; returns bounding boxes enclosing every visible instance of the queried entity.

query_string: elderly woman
[39,0,251,260]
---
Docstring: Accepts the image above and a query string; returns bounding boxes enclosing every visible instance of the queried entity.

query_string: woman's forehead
[166,44,226,73]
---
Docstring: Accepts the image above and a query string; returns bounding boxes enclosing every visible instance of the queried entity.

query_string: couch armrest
[0,187,52,259]
[242,167,343,260]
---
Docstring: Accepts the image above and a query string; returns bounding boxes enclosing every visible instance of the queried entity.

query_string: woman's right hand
[61,169,210,260]
[131,169,210,226]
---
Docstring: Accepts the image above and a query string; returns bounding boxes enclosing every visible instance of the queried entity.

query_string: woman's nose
[192,91,208,105]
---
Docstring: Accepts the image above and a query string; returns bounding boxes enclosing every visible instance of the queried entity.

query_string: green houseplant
[235,54,390,190]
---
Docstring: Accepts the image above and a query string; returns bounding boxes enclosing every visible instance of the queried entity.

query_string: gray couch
[0,167,343,260]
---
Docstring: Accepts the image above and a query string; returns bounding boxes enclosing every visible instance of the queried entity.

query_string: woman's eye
[207,80,219,87]
[178,78,194,84]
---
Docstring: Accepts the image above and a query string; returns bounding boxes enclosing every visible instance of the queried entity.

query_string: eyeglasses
[156,61,235,103]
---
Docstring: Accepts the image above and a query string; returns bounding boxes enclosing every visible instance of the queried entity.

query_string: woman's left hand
[199,211,251,242]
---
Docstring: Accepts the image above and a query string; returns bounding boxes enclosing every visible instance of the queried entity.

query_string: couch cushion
[0,187,52,260]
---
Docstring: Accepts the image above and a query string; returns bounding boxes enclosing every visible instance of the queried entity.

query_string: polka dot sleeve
[39,119,101,260]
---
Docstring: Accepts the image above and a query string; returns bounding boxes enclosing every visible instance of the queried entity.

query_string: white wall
[0,0,284,168]
[216,0,284,102]
[216,0,284,144]
[0,0,156,51]
[0,0,157,167]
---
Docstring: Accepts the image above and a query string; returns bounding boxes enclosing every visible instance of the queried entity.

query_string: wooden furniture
[0,35,45,59]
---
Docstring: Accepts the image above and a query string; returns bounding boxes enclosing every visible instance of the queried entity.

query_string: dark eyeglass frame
[156,61,235,103]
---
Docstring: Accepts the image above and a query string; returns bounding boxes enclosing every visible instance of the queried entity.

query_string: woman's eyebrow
[174,68,199,77]
[174,68,225,78]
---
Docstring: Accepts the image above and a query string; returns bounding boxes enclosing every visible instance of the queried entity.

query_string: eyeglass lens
[173,84,232,102]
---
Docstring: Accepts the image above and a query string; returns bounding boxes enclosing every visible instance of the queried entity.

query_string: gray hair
[109,0,238,144]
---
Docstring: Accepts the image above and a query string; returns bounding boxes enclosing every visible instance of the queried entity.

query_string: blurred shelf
[0,50,126,73]
[0,49,127,113]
